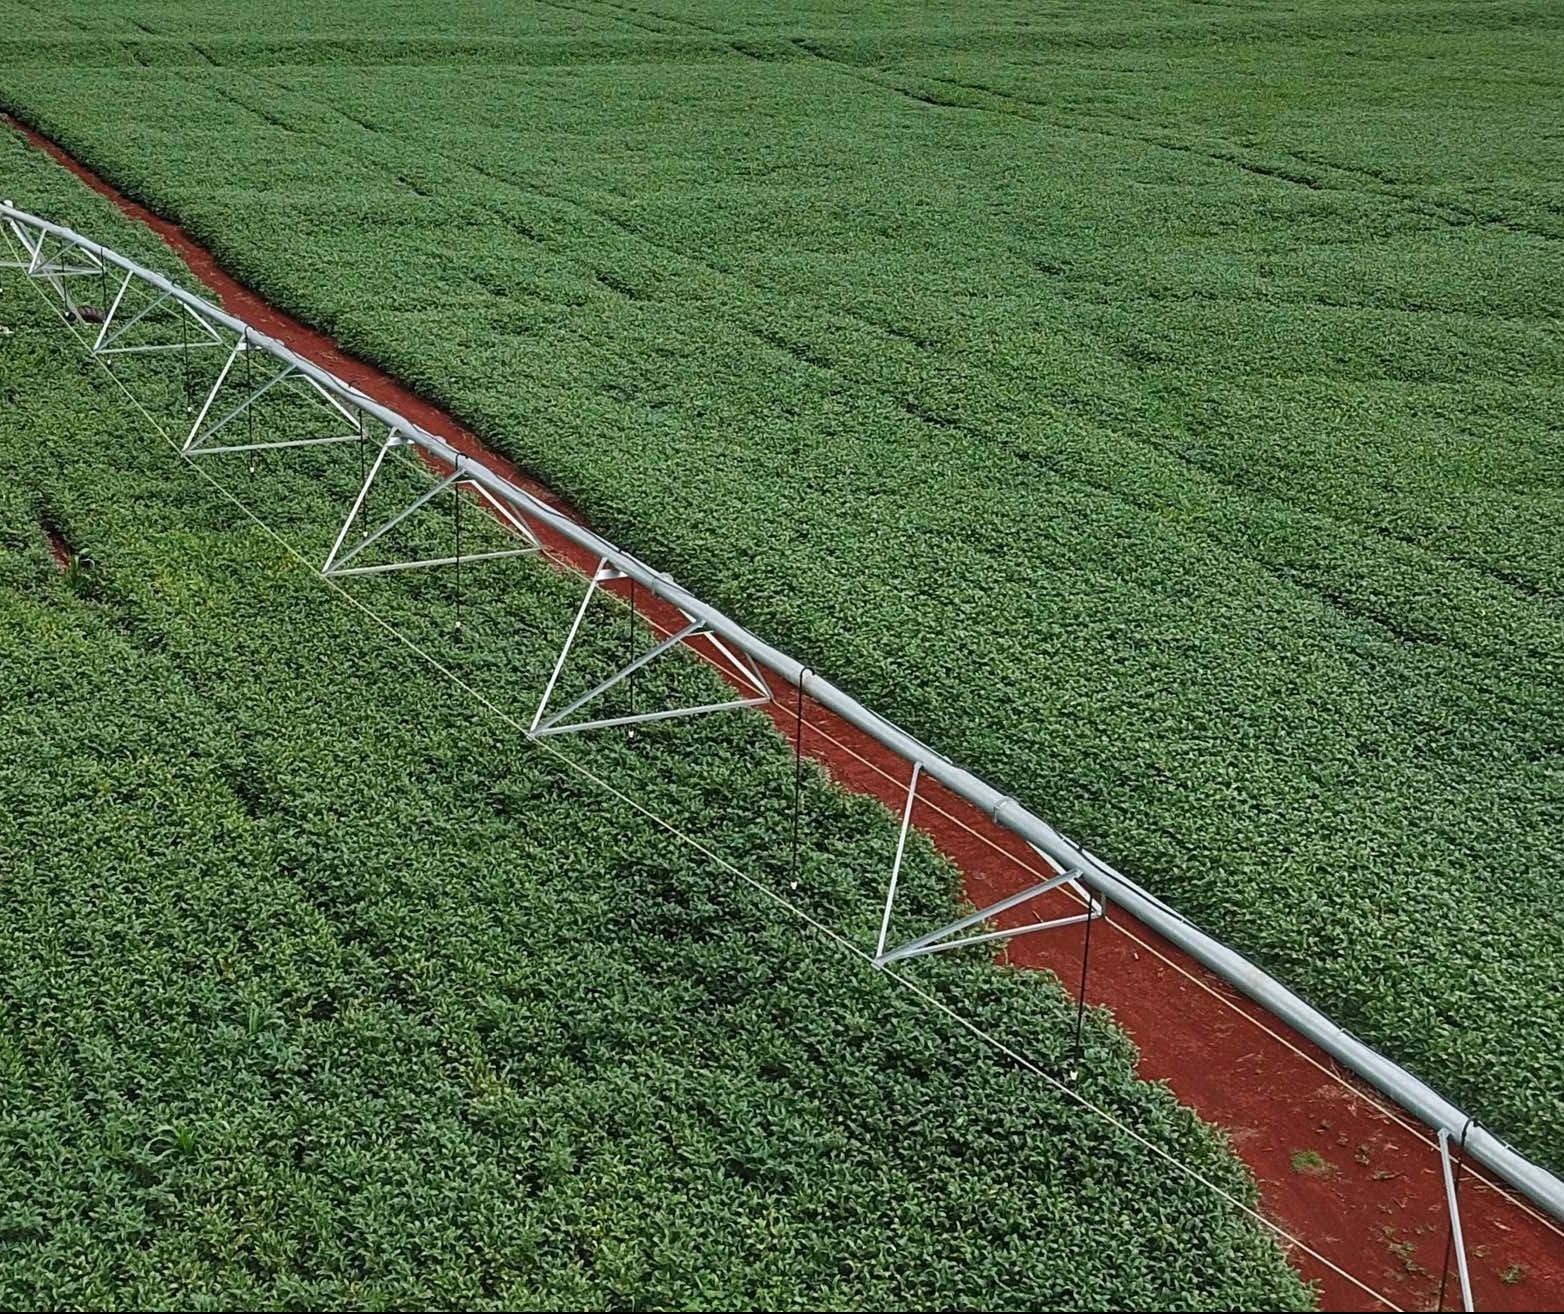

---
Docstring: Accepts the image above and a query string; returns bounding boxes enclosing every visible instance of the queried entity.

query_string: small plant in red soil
[1378,1226,1425,1277]
[1290,1149,1331,1177]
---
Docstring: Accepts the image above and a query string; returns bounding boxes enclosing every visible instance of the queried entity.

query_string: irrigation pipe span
[6,198,1561,1227]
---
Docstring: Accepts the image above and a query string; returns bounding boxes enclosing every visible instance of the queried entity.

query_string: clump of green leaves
[59,547,95,598]
[1289,1150,1330,1178]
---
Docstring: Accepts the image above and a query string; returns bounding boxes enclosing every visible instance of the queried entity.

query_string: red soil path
[38,518,72,570]
[10,114,1563,1312]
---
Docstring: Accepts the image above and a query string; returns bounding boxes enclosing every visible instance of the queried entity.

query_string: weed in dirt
[1290,1149,1331,1177]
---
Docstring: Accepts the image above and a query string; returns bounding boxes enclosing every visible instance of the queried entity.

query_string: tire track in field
[9,0,151,70]
[594,0,727,36]
[592,0,779,64]
[790,36,989,113]
[11,66,1552,661]
[210,84,302,137]
[529,0,674,39]
[786,33,1564,244]
[113,65,1564,682]
[1058,281,1560,330]
[220,62,957,356]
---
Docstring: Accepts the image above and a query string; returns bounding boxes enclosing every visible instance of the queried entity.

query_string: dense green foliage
[4,0,1562,1183]
[7,0,1555,1176]
[0,130,1315,1309]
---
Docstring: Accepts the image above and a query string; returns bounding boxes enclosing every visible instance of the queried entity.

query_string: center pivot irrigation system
[5,201,1561,1265]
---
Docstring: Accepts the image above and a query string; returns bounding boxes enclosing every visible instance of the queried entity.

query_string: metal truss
[322,428,541,578]
[4,211,105,298]
[4,200,1560,1231]
[92,267,228,359]
[529,559,771,738]
[185,334,372,458]
[5,209,230,365]
[873,761,1103,968]
[1439,1125,1475,1312]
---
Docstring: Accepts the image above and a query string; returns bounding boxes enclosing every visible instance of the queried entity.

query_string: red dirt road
[9,113,1562,1312]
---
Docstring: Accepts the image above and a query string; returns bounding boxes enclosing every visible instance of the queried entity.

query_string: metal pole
[626,578,636,727]
[875,762,922,962]
[1438,1121,1476,1312]
[323,427,396,573]
[530,561,604,737]
[90,272,131,353]
[243,329,255,476]
[1073,893,1096,1075]
[180,305,190,417]
[790,676,805,888]
[356,410,367,532]
[453,476,463,638]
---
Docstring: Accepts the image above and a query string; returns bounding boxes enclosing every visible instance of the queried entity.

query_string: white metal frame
[319,429,541,578]
[1439,1126,1476,1312]
[528,559,771,739]
[872,761,1103,967]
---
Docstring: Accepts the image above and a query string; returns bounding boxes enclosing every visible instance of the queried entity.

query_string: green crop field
[0,0,1560,1292]
[0,128,1319,1310]
[4,0,1556,1173]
